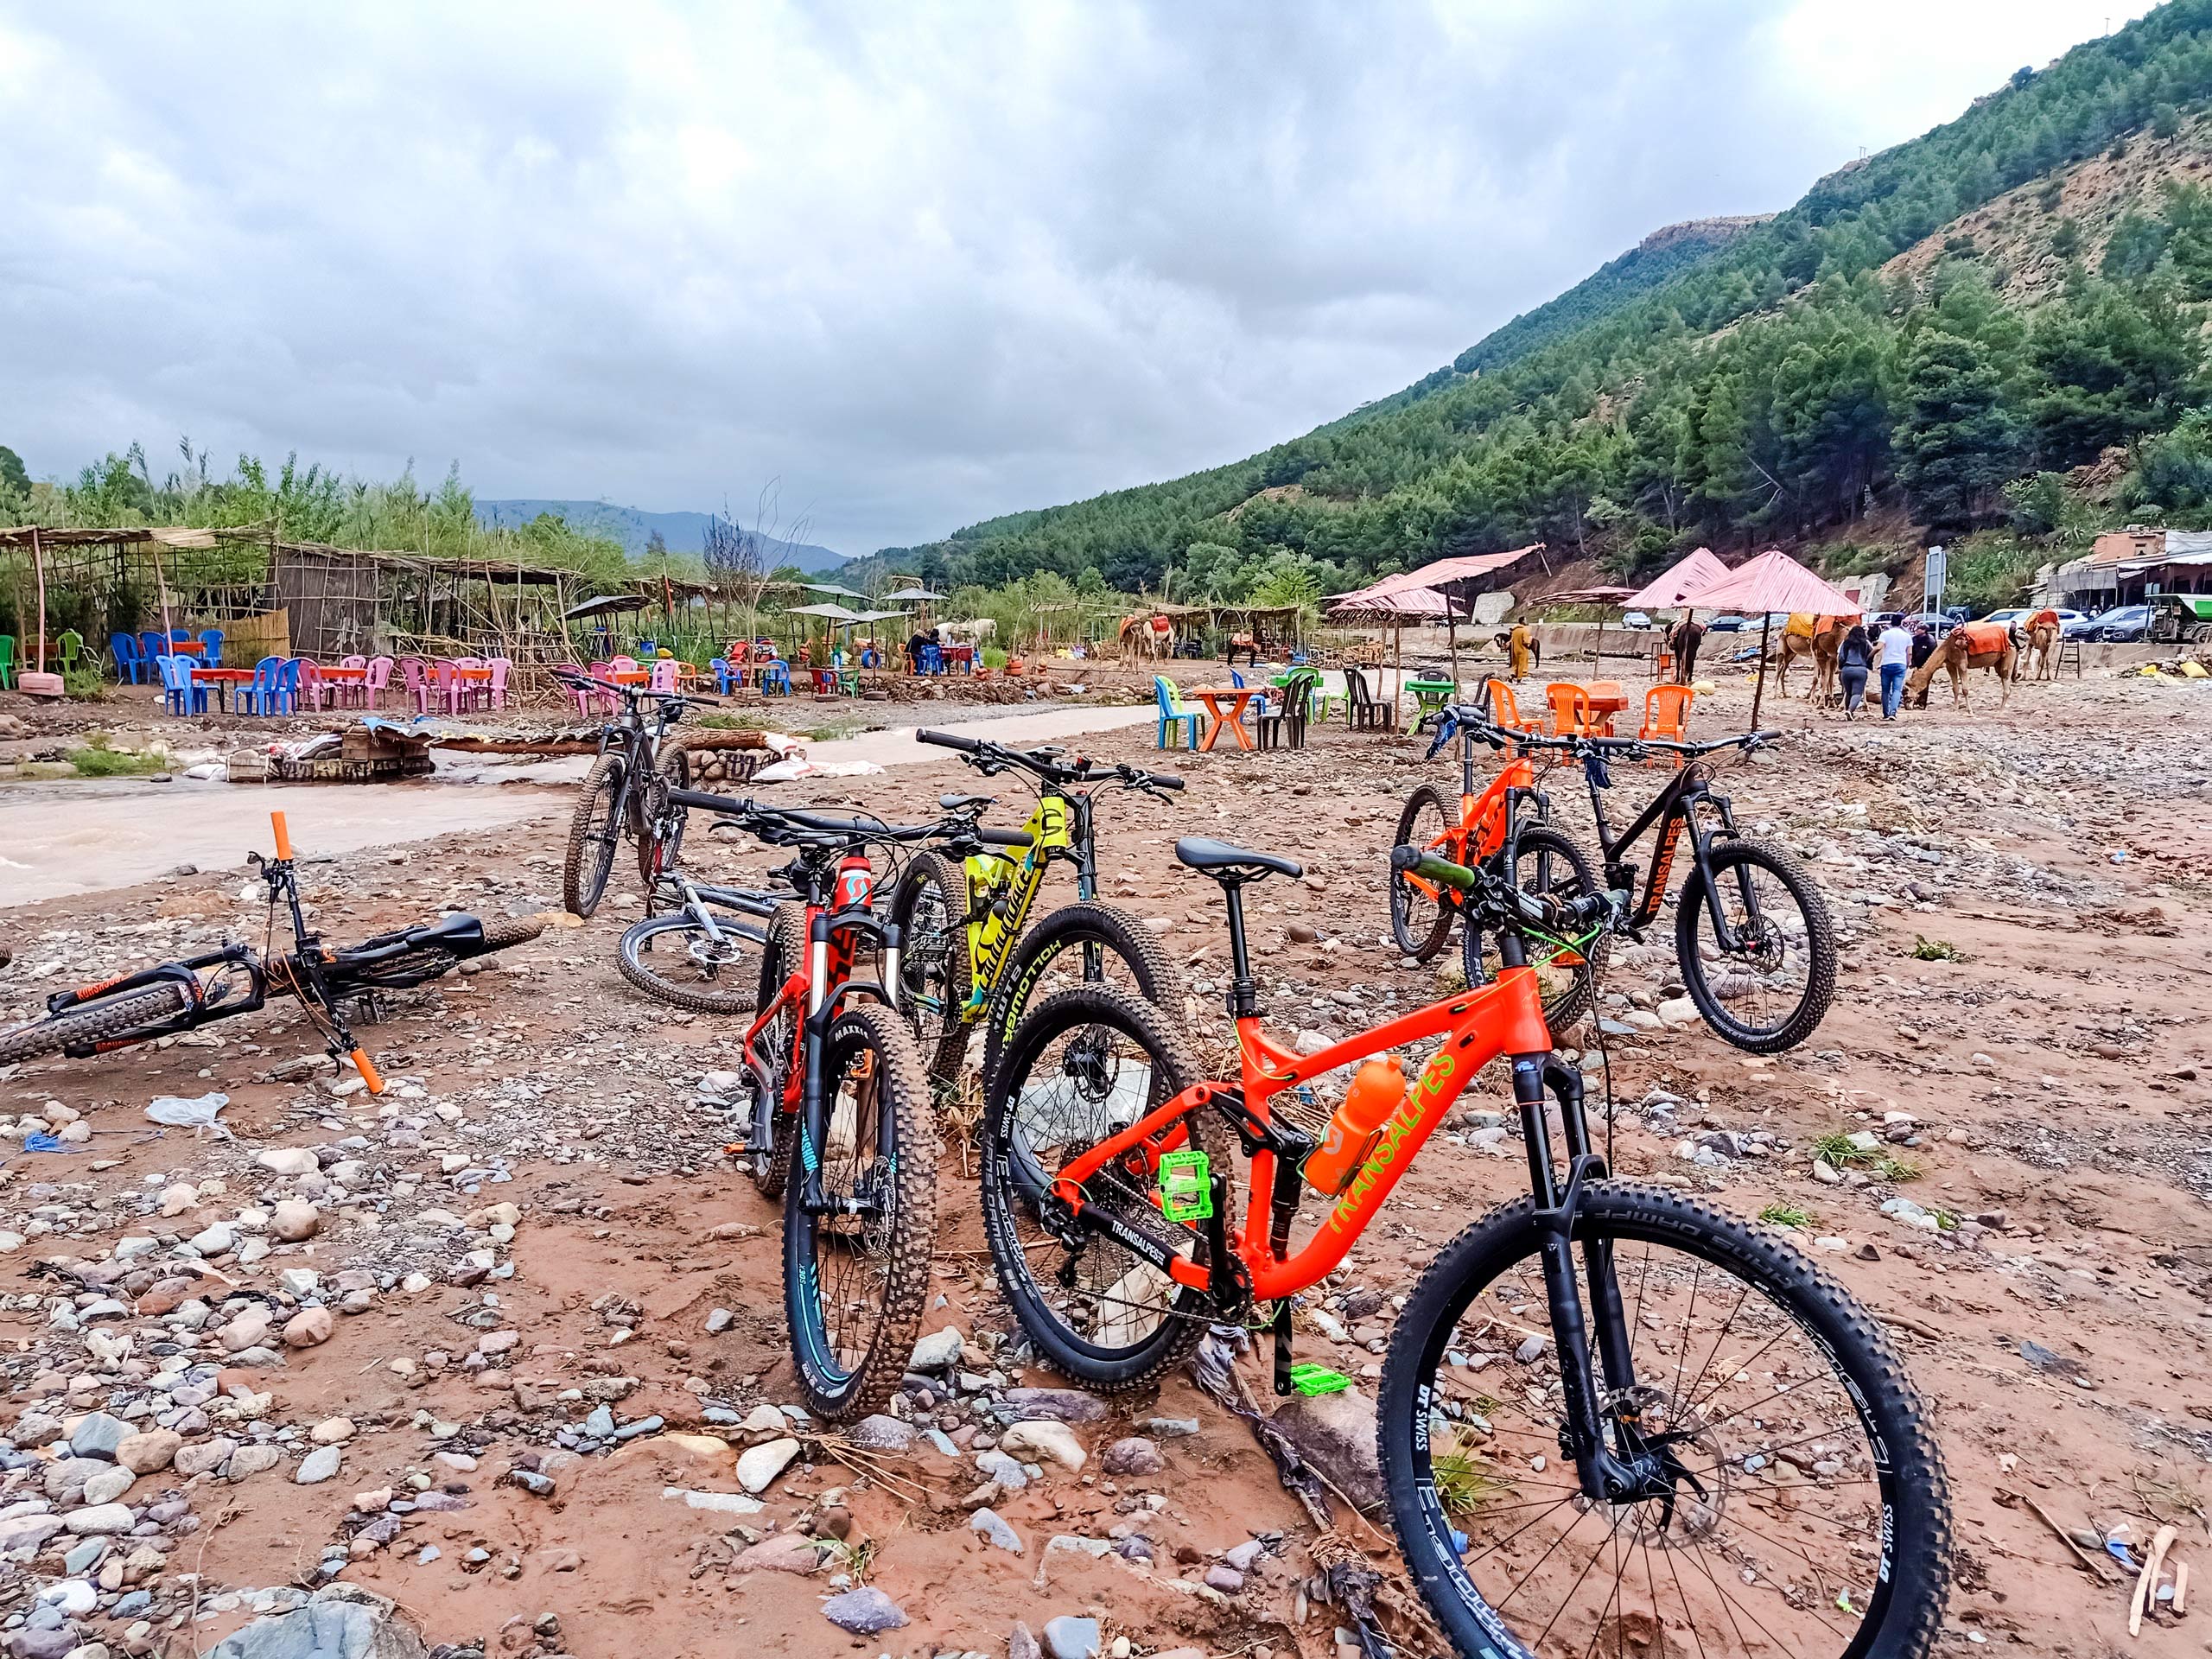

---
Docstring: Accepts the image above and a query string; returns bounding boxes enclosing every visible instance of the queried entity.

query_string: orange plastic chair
[1484,678,1541,734]
[1640,684,1694,764]
[1544,682,1597,737]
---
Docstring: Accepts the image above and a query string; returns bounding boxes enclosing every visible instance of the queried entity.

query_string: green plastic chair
[0,634,13,689]
[1153,675,1205,749]
[58,631,84,672]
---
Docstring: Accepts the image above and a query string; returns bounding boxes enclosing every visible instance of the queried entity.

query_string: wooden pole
[1750,611,1772,730]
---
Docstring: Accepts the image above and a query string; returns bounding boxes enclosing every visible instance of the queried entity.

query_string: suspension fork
[1681,786,1760,951]
[1069,791,1108,981]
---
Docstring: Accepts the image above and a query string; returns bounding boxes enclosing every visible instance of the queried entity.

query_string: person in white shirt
[1877,622,1913,719]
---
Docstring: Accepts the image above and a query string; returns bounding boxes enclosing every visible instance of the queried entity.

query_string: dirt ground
[1,653,2208,1659]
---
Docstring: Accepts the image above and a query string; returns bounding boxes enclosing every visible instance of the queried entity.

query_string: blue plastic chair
[157,655,207,717]
[139,631,167,666]
[921,643,943,675]
[761,659,791,696]
[111,632,144,684]
[710,657,737,694]
[1227,666,1268,726]
[1154,676,1204,750]
[276,658,306,715]
[240,656,286,715]
[198,628,226,668]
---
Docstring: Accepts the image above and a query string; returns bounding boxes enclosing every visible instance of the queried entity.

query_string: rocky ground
[0,662,2208,1659]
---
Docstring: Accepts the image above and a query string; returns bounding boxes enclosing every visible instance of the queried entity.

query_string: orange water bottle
[1303,1056,1406,1196]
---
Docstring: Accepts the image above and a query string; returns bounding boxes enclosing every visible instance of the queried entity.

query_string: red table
[610,669,649,686]
[190,666,254,712]
[320,666,366,682]
[1192,687,1263,751]
[168,639,205,657]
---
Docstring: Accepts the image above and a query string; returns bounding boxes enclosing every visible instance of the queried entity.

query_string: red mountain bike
[982,834,1948,1658]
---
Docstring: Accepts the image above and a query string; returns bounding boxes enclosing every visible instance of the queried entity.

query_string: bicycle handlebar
[1388,842,1618,935]
[664,785,1034,851]
[916,728,1183,795]
[1434,705,1777,763]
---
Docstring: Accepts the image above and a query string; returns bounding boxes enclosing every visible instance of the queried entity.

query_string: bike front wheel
[886,850,973,1082]
[1380,1182,1950,1659]
[1463,824,1608,1032]
[563,753,627,918]
[979,900,1182,1096]
[1674,836,1836,1053]
[618,910,764,1014]
[1392,784,1462,961]
[782,1001,936,1421]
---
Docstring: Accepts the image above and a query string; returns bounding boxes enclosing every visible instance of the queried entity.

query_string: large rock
[1044,1616,1102,1659]
[820,1586,907,1635]
[999,1420,1086,1472]
[256,1148,321,1177]
[909,1325,963,1370]
[174,1437,238,1478]
[116,1429,181,1474]
[1269,1386,1383,1510]
[64,1503,134,1535]
[1099,1436,1163,1476]
[999,1387,1107,1423]
[735,1437,800,1495]
[68,1412,132,1459]
[201,1583,426,1659]
[270,1201,321,1243]
[734,1531,822,1574]
[283,1307,335,1348]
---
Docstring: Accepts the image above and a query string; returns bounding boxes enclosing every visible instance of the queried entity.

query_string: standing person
[1508,621,1534,683]
[1668,613,1707,683]
[1835,622,1873,718]
[1908,622,1938,708]
[1877,616,1913,720]
[906,628,931,675]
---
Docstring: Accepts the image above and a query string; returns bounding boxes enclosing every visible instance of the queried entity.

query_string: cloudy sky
[0,1,2149,554]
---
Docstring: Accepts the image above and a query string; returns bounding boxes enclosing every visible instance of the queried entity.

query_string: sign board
[1923,545,1947,613]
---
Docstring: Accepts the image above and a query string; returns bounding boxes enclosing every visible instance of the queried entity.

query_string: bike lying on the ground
[887,729,1185,1088]
[0,813,541,1088]
[554,667,695,918]
[665,783,1030,1420]
[1433,708,1837,1053]
[983,832,1948,1659]
[616,870,780,1014]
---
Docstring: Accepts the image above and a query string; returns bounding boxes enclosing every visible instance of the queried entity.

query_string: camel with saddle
[1907,620,2016,707]
[1118,614,1175,661]
[1773,613,1854,702]
[2012,607,2063,680]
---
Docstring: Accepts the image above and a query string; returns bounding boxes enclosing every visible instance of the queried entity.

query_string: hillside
[860,0,2212,606]
[477,499,847,572]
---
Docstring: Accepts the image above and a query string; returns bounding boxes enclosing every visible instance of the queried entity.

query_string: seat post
[1223,880,1259,1018]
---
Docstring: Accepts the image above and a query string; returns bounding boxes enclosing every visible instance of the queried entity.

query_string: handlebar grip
[667,786,751,816]
[917,728,982,753]
[1148,773,1184,791]
[977,827,1035,849]
[1389,842,1476,893]
[270,812,293,861]
[349,1046,385,1096]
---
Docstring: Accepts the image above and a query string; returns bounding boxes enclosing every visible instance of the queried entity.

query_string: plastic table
[1404,677,1458,731]
[190,667,254,711]
[1192,687,1262,751]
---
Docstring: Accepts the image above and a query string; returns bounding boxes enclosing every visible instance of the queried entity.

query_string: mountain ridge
[477,499,847,572]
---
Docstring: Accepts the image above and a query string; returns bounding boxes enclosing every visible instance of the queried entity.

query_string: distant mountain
[477,499,848,572]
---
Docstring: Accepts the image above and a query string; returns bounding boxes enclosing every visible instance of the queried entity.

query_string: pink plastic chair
[338,655,369,710]
[562,663,598,718]
[649,658,679,693]
[297,659,327,713]
[429,659,467,716]
[485,658,510,710]
[397,657,431,715]
[610,654,639,677]
[362,656,392,711]
[587,662,620,714]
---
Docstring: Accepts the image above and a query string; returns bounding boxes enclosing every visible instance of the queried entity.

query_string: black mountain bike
[556,668,695,918]
[887,729,1185,1088]
[0,812,541,1086]
[664,784,1029,1419]
[1444,708,1838,1053]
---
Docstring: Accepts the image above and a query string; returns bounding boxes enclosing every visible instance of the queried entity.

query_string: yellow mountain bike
[887,730,1184,1087]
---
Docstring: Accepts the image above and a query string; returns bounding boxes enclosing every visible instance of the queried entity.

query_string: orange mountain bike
[1389,705,1609,1028]
[982,836,1948,1659]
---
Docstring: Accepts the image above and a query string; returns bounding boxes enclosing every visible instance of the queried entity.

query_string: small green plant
[981,645,1008,671]
[1759,1203,1815,1229]
[67,743,166,778]
[1910,937,1962,961]
[805,715,868,743]
[691,712,751,730]
[64,664,107,700]
[1432,1445,1517,1516]
[1811,1133,1920,1184]
[1878,1156,1922,1183]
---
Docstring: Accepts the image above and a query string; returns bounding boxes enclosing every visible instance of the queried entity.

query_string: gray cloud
[0,0,2143,551]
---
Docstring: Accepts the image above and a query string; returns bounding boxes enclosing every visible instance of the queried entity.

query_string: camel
[1774,615,1848,703]
[1118,615,1173,661]
[1905,624,2016,708]
[2012,612,2062,681]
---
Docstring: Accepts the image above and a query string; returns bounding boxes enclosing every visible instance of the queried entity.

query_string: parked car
[1622,611,1654,630]
[2084,604,2152,642]
[1704,614,1750,632]
[1976,607,2091,635]
[1979,607,2031,630]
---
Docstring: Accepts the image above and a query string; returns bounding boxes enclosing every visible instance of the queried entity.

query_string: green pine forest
[853,0,2212,616]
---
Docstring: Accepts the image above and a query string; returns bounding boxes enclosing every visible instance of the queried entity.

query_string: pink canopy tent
[1680,549,1860,728]
[1624,547,1729,612]
[1328,581,1464,690]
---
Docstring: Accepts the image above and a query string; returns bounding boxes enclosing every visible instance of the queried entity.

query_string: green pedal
[1156,1148,1212,1222]
[1288,1362,1352,1396]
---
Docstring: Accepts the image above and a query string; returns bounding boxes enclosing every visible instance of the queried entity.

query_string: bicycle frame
[1402,745,1542,911]
[957,792,1078,1013]
[1055,967,1555,1303]
[1573,748,1757,940]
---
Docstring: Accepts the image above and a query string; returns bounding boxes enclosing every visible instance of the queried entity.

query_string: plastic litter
[22,1131,65,1153]
[146,1091,231,1128]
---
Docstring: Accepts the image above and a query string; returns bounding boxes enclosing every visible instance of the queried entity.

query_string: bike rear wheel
[563,753,627,918]
[1380,1182,1949,1659]
[981,984,1226,1391]
[1391,784,1461,961]
[782,1001,935,1421]
[0,982,192,1067]
[618,910,764,1014]
[979,901,1181,1096]
[748,905,807,1200]
[1464,824,1608,1031]
[887,851,973,1082]
[1674,837,1836,1053]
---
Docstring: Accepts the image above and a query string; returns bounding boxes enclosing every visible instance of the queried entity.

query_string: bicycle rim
[565,756,626,916]
[1388,1191,1939,1659]
[1676,841,1834,1052]
[1392,785,1459,960]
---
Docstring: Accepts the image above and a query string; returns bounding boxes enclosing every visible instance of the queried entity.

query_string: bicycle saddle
[938,792,995,812]
[1175,836,1304,882]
